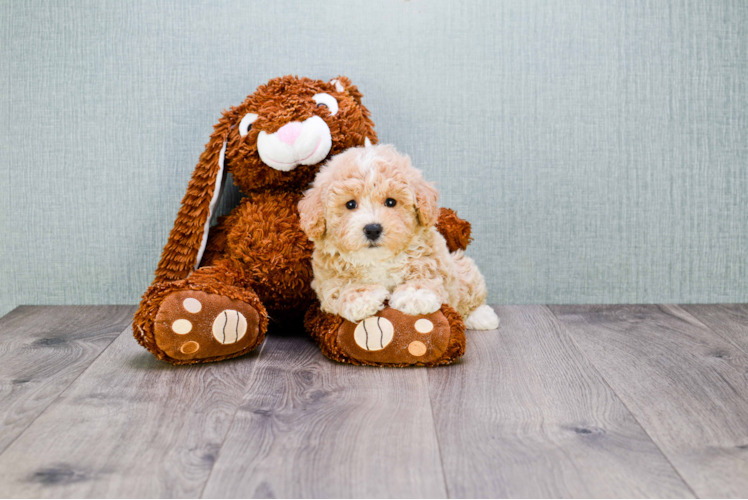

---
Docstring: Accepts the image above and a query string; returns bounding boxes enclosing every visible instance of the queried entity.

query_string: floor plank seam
[0,320,134,459]
[6,305,746,497]
[676,305,748,359]
[198,339,269,499]
[425,369,452,499]
[544,306,701,499]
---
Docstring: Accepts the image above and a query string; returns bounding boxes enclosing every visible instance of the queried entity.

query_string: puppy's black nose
[363,223,383,241]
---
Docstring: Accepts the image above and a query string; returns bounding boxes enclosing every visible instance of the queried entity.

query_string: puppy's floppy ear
[153,113,233,282]
[299,180,326,240]
[414,176,440,228]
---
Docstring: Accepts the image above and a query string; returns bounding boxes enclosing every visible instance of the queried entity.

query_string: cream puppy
[299,144,499,330]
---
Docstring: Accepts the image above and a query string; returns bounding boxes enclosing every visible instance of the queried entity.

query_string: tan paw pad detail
[354,316,394,351]
[182,297,202,313]
[212,310,248,344]
[414,319,434,333]
[408,341,427,357]
[171,319,192,334]
[180,341,200,354]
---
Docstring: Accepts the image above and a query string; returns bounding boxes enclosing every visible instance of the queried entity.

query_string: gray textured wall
[2,0,747,316]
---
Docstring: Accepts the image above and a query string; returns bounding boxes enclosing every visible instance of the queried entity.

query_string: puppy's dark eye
[345,200,357,210]
[385,198,397,207]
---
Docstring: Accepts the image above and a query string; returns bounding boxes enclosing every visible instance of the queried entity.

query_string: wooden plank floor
[0,305,746,498]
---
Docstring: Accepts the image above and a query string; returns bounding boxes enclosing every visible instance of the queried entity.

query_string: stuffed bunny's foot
[306,303,466,367]
[153,290,262,362]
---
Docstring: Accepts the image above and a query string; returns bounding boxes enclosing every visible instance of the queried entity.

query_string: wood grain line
[681,304,748,356]
[429,305,693,498]
[202,334,447,499]
[0,305,136,456]
[0,323,265,497]
[551,304,748,498]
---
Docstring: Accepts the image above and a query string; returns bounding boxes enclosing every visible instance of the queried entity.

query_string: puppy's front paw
[390,287,442,316]
[339,287,389,323]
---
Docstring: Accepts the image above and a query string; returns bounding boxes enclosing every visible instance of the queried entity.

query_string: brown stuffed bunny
[133,75,471,365]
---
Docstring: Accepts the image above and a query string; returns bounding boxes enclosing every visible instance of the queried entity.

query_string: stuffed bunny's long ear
[194,141,227,267]
[153,116,232,282]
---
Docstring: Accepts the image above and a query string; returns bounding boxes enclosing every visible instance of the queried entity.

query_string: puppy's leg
[390,280,446,317]
[313,275,390,323]
[465,305,499,330]
[336,285,390,323]
[451,250,499,330]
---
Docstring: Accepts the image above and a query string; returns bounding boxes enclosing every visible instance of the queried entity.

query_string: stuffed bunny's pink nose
[276,122,303,145]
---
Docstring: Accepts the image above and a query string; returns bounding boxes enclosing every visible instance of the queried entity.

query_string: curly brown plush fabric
[133,75,472,365]
[304,301,466,367]
[436,207,473,253]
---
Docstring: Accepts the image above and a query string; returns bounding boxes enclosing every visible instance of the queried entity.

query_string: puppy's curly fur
[299,145,499,330]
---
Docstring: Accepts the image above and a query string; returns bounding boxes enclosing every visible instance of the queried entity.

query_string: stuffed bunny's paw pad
[337,307,455,366]
[154,291,261,361]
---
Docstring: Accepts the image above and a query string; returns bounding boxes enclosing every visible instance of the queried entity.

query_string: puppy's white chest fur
[327,248,410,291]
[356,256,408,290]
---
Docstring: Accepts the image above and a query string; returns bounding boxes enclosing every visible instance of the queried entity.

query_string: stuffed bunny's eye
[313,93,339,116]
[239,113,258,137]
